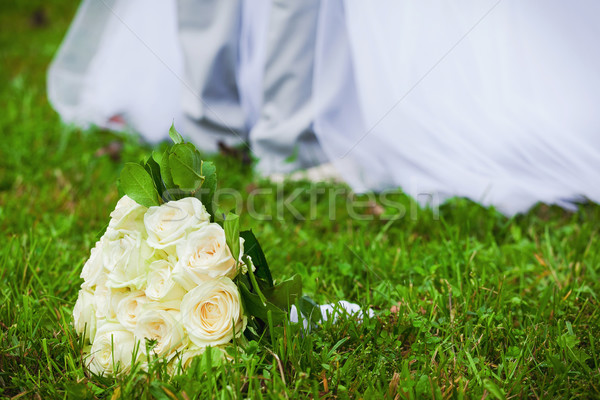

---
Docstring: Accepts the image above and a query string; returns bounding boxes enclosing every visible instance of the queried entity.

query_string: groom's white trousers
[176,0,328,172]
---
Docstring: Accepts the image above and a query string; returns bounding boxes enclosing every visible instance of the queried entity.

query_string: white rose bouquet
[73,126,315,376]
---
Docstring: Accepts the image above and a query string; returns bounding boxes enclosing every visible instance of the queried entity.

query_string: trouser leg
[250,0,328,174]
[176,0,247,151]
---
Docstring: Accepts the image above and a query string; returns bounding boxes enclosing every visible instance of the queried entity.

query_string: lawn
[1,1,600,399]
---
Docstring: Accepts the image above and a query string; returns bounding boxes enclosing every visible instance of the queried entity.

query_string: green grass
[1,2,600,398]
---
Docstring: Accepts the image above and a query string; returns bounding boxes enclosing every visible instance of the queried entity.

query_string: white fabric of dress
[314,0,600,214]
[48,0,183,142]
[48,0,600,215]
[289,301,374,329]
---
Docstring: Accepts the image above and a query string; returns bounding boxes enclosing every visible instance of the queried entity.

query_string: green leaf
[224,212,240,263]
[152,149,163,164]
[298,295,322,324]
[143,154,164,201]
[198,161,217,219]
[119,163,160,207]
[245,255,268,305]
[169,143,204,192]
[158,148,177,200]
[241,321,263,342]
[238,280,286,323]
[262,274,302,311]
[213,207,228,223]
[168,123,184,144]
[240,230,273,287]
[483,379,506,400]
[148,382,173,400]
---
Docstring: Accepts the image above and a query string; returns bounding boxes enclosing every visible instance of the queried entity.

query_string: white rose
[73,288,97,342]
[93,277,128,322]
[104,231,152,289]
[80,239,106,289]
[144,197,210,250]
[87,323,138,375]
[116,290,147,331]
[168,346,204,375]
[180,277,247,347]
[179,346,206,370]
[145,258,186,302]
[172,223,240,290]
[108,195,147,233]
[134,305,186,357]
[93,278,110,320]
[170,345,228,374]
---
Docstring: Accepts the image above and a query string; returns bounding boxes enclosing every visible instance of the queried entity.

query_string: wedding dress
[48,0,600,215]
[48,0,183,142]
[313,0,600,214]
